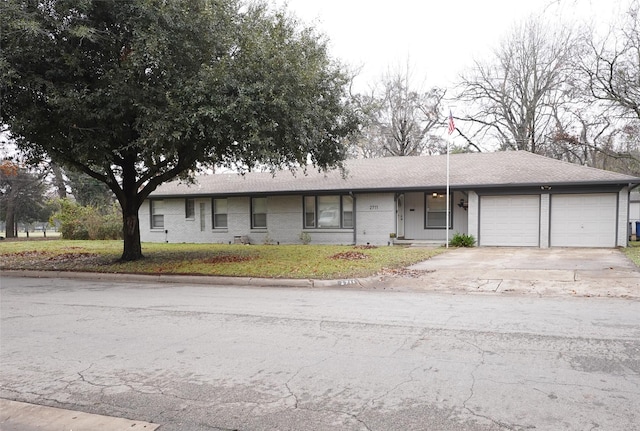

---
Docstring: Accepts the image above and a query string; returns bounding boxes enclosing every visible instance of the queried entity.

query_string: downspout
[350,192,356,245]
[627,183,639,246]
[626,185,631,247]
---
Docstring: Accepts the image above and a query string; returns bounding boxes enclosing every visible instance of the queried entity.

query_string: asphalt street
[1,275,639,430]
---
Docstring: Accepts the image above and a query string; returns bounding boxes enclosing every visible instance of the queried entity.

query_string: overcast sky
[273,0,625,93]
[0,0,628,158]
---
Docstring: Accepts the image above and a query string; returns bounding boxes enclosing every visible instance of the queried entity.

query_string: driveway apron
[402,248,640,297]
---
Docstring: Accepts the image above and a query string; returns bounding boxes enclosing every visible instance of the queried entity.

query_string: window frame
[342,195,354,228]
[212,198,228,229]
[150,199,165,230]
[251,197,267,229]
[185,198,195,220]
[304,196,316,228]
[303,195,354,229]
[424,192,453,229]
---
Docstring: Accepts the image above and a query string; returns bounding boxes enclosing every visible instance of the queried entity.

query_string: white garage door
[550,193,617,247]
[480,195,540,246]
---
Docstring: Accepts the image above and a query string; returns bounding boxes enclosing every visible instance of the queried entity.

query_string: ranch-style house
[140,151,640,248]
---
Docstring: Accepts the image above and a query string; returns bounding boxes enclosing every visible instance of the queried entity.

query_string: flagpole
[446,136,450,248]
[446,109,455,249]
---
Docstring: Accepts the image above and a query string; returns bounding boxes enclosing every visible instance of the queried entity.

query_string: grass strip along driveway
[624,242,640,266]
[0,240,445,280]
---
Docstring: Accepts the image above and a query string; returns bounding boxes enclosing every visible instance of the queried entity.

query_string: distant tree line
[350,0,640,176]
[0,158,117,239]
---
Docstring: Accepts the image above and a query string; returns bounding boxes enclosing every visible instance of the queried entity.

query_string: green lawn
[624,241,640,267]
[0,240,445,279]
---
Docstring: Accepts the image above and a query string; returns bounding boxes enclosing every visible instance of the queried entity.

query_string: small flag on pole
[448,110,455,135]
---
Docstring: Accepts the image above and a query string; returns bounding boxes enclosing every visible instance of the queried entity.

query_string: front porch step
[393,239,446,247]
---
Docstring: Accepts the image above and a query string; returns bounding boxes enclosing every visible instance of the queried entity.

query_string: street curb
[0,398,159,431]
[0,269,372,289]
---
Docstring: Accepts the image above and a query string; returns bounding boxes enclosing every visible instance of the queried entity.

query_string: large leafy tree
[1,0,357,260]
[64,167,115,209]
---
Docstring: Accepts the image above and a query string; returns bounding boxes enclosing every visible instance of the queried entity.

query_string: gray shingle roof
[151,151,640,197]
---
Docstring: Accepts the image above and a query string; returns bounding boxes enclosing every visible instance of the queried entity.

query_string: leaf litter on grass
[1,240,446,279]
[330,251,369,260]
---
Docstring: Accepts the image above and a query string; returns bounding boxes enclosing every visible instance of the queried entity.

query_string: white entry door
[550,193,616,247]
[480,195,540,246]
[396,194,405,239]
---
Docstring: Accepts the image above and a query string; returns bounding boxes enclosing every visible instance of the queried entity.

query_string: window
[342,195,354,228]
[425,192,452,228]
[304,196,316,228]
[251,197,267,229]
[317,195,340,228]
[199,203,206,231]
[185,198,195,219]
[150,199,164,229]
[213,198,228,229]
[303,195,354,229]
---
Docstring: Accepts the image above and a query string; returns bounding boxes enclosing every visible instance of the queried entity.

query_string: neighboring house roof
[150,151,640,197]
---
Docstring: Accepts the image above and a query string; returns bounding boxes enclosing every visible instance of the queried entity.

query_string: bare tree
[549,0,640,174]
[583,0,640,120]
[350,66,445,158]
[457,17,577,154]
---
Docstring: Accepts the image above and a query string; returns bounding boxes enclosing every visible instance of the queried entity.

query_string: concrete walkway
[0,399,158,431]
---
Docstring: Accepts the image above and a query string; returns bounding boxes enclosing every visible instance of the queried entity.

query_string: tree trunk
[119,156,143,261]
[51,164,67,198]
[121,209,143,261]
[5,198,16,238]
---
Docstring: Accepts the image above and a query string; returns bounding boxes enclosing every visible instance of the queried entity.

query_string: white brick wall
[355,193,395,245]
[467,191,479,241]
[141,195,356,245]
[140,192,470,246]
[539,194,550,248]
[141,187,630,247]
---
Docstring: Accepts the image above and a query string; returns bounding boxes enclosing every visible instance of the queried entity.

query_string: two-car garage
[479,193,618,248]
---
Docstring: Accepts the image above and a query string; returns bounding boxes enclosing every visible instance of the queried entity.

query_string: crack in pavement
[458,336,536,431]
[283,353,336,409]
[366,365,422,411]
[277,352,377,430]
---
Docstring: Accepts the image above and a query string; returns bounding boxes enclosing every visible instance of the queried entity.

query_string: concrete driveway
[399,247,640,297]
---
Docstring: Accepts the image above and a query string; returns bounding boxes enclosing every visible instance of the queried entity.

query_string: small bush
[299,231,311,245]
[449,233,476,247]
[262,232,274,245]
[51,199,122,240]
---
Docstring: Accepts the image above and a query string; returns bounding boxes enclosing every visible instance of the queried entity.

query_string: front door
[396,194,405,239]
